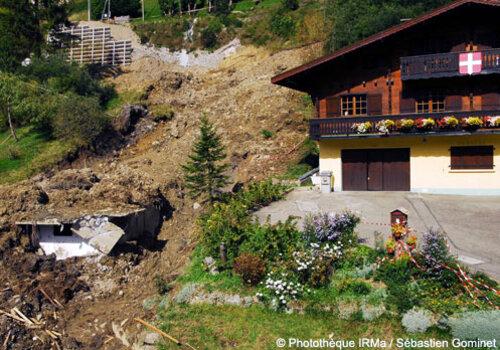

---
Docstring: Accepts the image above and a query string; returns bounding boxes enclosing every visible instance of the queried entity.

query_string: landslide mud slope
[0,43,316,349]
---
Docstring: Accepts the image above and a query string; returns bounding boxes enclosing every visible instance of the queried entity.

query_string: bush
[200,180,291,265]
[154,275,172,295]
[292,243,342,287]
[361,302,386,321]
[257,271,305,311]
[303,211,360,246]
[282,0,299,11]
[21,55,115,105]
[159,0,180,15]
[270,9,296,39]
[233,253,266,285]
[421,229,453,273]
[201,17,223,49]
[261,129,273,139]
[447,310,500,344]
[238,218,302,263]
[6,145,22,160]
[52,95,108,148]
[133,18,190,48]
[338,279,372,296]
[150,104,174,122]
[173,283,198,304]
[402,307,434,333]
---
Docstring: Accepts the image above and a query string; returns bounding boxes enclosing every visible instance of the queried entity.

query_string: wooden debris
[134,318,197,350]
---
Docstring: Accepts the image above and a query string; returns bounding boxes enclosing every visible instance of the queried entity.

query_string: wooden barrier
[56,26,132,66]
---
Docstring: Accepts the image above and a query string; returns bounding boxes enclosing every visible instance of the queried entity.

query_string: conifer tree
[182,115,229,200]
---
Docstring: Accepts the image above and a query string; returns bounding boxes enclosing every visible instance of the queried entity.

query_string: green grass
[157,304,450,350]
[0,127,71,184]
[234,0,282,12]
[177,246,251,294]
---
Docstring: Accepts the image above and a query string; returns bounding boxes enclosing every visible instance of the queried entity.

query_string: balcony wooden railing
[401,48,500,80]
[310,110,500,140]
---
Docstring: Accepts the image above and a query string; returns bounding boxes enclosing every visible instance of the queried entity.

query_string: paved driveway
[255,188,500,280]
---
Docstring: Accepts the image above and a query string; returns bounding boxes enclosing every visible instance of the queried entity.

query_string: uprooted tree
[182,115,229,201]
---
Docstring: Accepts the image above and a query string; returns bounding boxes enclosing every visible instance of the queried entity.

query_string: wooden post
[88,0,91,21]
[7,100,18,142]
[142,0,145,21]
[219,243,227,264]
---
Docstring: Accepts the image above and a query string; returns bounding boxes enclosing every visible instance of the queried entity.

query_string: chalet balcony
[310,110,500,140]
[401,49,500,80]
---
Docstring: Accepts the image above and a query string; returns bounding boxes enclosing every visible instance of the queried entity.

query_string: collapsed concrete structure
[16,207,162,259]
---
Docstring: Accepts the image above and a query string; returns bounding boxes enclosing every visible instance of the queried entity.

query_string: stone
[143,332,161,345]
[193,202,201,210]
[114,105,148,135]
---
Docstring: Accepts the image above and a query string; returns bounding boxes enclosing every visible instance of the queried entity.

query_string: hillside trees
[324,0,453,53]
[0,74,45,141]
[91,0,141,19]
[0,1,42,71]
[0,0,68,71]
[183,115,229,201]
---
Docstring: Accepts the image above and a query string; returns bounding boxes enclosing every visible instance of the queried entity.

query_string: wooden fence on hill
[58,26,132,66]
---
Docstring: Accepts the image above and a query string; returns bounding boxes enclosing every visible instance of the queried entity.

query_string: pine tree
[182,115,229,201]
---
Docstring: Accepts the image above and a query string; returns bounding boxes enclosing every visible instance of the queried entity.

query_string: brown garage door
[342,148,410,191]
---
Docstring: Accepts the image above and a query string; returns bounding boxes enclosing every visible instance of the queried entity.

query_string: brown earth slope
[0,44,316,349]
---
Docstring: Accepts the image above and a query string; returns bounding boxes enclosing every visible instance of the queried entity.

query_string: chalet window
[450,146,494,170]
[416,96,445,113]
[341,95,367,116]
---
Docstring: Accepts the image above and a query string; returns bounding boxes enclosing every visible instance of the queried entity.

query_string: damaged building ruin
[16,207,163,260]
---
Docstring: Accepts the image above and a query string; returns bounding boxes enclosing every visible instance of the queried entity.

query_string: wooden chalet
[272,0,500,194]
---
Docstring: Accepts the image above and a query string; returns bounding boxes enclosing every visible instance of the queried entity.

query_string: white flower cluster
[292,243,343,272]
[257,273,305,310]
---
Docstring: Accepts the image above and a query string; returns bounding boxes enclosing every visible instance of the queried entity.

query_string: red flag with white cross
[459,52,482,75]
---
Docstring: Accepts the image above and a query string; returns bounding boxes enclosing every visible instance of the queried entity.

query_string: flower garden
[351,115,500,135]
[157,181,499,348]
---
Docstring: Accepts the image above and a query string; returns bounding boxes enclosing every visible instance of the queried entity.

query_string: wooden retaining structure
[58,26,132,66]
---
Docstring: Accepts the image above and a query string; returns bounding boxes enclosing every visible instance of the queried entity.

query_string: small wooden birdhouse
[390,208,409,227]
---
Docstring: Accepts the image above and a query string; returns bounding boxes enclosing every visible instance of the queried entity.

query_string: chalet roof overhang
[271,0,500,92]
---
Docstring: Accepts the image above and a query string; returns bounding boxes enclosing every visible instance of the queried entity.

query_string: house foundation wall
[319,134,500,195]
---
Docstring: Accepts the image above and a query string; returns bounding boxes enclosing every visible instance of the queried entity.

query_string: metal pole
[88,0,91,21]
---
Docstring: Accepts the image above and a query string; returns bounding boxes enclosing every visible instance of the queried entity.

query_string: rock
[193,202,201,210]
[170,124,179,138]
[203,256,218,275]
[114,105,148,135]
[144,332,161,345]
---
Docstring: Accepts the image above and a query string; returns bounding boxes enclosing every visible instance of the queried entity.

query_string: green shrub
[282,0,299,10]
[154,275,172,295]
[52,95,108,148]
[374,256,414,286]
[270,8,296,39]
[6,145,22,160]
[239,218,302,263]
[233,253,266,285]
[447,310,500,344]
[201,18,223,48]
[159,0,181,15]
[200,180,291,266]
[150,104,174,122]
[261,129,274,139]
[338,279,372,296]
[133,18,190,48]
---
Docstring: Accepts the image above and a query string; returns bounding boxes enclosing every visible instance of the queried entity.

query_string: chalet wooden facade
[272,0,500,195]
